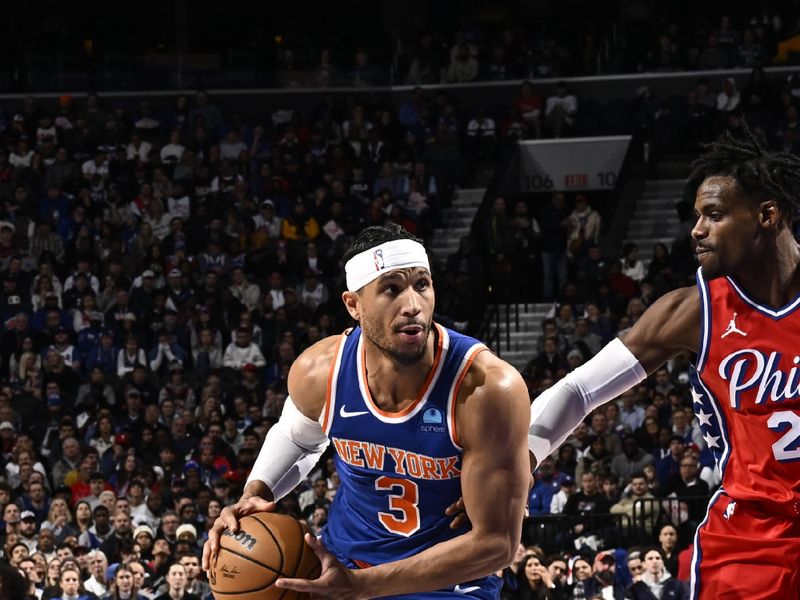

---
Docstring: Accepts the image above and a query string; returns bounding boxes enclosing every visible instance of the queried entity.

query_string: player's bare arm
[622,285,700,373]
[528,284,701,468]
[202,336,338,572]
[276,351,531,599]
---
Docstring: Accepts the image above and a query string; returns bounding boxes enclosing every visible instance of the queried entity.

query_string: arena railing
[1,65,798,123]
[523,495,712,554]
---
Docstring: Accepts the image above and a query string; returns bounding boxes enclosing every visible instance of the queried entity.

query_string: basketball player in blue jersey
[202,224,531,599]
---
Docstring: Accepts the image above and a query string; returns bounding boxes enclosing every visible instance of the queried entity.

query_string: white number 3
[768,410,800,462]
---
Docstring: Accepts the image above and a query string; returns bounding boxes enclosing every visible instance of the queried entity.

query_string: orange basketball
[209,512,321,600]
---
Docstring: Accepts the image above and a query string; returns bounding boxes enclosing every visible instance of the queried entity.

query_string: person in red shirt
[514,81,543,139]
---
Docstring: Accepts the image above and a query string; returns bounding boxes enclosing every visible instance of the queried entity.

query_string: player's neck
[734,233,800,309]
[362,332,437,410]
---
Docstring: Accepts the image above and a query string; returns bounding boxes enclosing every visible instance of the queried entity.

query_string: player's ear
[341,291,360,321]
[758,199,780,229]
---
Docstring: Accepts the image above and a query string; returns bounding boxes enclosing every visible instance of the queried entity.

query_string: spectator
[610,472,658,536]
[620,243,645,283]
[566,195,601,257]
[99,511,133,564]
[716,78,741,114]
[446,45,479,83]
[466,110,497,164]
[563,472,611,541]
[567,556,594,599]
[663,457,710,524]
[611,438,654,486]
[528,457,562,516]
[505,554,557,599]
[178,553,209,599]
[78,504,113,549]
[83,549,109,597]
[657,524,680,578]
[656,435,685,488]
[351,49,385,87]
[17,511,38,552]
[626,547,687,599]
[545,82,578,138]
[41,498,79,543]
[51,438,81,490]
[56,565,94,600]
[583,550,626,599]
[222,328,266,371]
[538,193,570,300]
[549,477,576,514]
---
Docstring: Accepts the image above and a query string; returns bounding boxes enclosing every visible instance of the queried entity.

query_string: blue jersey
[320,324,502,600]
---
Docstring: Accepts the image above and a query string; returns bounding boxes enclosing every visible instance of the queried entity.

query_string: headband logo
[373,249,385,271]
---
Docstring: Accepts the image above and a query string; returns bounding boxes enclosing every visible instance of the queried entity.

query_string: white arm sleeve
[528,338,646,464]
[246,396,330,501]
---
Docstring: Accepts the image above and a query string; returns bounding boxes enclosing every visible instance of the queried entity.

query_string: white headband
[345,239,430,292]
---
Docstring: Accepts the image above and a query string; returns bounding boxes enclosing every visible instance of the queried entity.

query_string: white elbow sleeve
[528,338,646,464]
[246,396,330,501]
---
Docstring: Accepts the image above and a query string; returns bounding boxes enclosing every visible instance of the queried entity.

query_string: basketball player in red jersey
[527,124,800,599]
[202,224,531,599]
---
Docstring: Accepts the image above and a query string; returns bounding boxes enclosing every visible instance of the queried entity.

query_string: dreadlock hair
[688,119,800,223]
[342,223,424,265]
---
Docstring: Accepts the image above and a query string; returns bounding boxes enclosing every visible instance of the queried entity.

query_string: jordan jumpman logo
[721,312,747,338]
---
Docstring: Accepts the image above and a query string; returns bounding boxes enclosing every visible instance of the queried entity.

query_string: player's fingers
[220,508,239,532]
[202,532,219,574]
[304,532,337,567]
[274,577,314,592]
[449,513,468,529]
[245,498,277,513]
[201,541,211,573]
[444,496,465,515]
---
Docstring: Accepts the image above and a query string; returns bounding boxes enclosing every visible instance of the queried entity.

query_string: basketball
[209,512,321,600]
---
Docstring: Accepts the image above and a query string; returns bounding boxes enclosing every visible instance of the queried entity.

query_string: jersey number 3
[375,476,421,536]
[768,410,800,462]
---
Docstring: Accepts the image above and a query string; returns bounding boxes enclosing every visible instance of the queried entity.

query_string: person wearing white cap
[252,198,282,239]
[203,224,530,599]
[133,524,155,557]
[175,524,197,544]
[18,510,38,552]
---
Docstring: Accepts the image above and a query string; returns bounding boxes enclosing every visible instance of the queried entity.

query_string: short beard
[360,312,432,366]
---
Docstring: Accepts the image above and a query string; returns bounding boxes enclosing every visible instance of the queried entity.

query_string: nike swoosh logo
[339,405,369,418]
[454,585,481,595]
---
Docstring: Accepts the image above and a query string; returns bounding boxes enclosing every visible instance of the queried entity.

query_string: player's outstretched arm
[278,351,531,599]
[529,285,699,466]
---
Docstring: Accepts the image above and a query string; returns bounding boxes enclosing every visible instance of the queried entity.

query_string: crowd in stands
[192,10,800,91]
[271,9,800,89]
[398,10,800,85]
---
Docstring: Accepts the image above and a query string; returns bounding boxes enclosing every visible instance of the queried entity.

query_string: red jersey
[694,267,800,513]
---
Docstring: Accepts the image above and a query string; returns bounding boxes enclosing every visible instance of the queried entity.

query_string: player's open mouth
[397,325,423,342]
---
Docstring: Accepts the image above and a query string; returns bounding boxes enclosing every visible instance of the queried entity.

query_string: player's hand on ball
[445,496,469,529]
[275,533,367,599]
[201,496,276,574]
